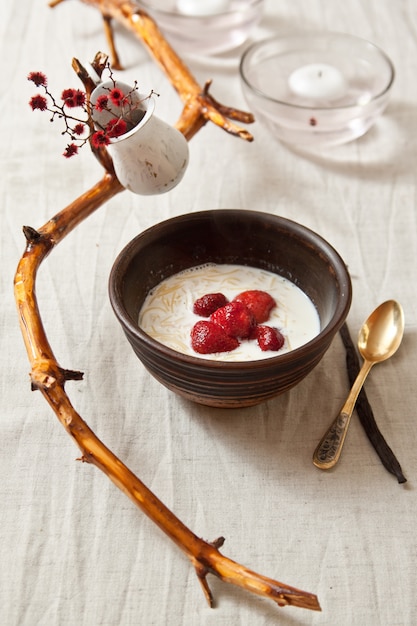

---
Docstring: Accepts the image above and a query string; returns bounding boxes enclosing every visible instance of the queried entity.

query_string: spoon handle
[313,360,374,469]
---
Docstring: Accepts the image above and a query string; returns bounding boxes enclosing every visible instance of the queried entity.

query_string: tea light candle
[176,0,231,16]
[288,63,347,101]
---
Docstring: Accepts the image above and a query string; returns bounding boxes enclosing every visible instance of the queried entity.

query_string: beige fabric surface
[1,1,417,624]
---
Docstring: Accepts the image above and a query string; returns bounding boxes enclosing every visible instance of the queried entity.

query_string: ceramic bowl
[239,32,395,148]
[109,210,352,408]
[138,0,264,56]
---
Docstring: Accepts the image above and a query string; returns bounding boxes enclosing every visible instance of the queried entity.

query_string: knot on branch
[22,226,56,254]
[23,225,41,243]
[62,367,84,381]
[76,454,92,463]
[210,536,225,549]
[30,361,84,391]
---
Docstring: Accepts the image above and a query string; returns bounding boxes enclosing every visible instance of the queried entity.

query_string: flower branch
[50,0,255,141]
[28,63,155,158]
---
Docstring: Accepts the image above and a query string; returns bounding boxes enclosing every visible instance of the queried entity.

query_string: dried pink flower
[61,88,86,108]
[95,95,109,112]
[73,123,85,136]
[28,71,47,87]
[106,118,128,138]
[109,87,125,107]
[29,94,48,111]
[63,144,79,158]
[27,63,153,157]
[91,131,110,149]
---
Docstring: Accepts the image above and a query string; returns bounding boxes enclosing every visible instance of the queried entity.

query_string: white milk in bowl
[138,263,320,361]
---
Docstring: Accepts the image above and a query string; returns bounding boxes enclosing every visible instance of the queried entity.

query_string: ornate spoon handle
[313,360,373,469]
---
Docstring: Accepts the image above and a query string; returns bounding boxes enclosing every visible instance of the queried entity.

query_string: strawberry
[233,290,276,324]
[256,325,285,352]
[191,320,239,354]
[193,292,228,317]
[210,301,255,339]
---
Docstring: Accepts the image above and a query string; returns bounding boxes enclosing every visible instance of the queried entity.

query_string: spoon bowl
[358,301,404,362]
[313,300,404,469]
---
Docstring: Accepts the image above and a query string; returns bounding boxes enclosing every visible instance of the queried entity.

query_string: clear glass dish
[138,0,264,56]
[239,32,395,148]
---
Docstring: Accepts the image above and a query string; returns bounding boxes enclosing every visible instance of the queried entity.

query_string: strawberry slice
[191,320,239,354]
[210,301,255,339]
[233,290,276,324]
[256,325,285,352]
[193,292,228,317]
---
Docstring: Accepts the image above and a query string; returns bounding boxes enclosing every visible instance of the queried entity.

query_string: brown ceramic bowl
[109,210,352,408]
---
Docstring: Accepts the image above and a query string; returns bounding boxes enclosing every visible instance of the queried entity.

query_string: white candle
[288,63,347,101]
[176,0,231,16]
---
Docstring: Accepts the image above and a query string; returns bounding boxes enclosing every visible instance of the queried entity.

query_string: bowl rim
[239,31,395,112]
[138,0,264,18]
[109,209,352,371]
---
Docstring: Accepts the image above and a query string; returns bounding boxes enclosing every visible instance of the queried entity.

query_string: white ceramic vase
[91,80,189,195]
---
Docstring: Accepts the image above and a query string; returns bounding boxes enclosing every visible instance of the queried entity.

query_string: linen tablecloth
[1,1,416,624]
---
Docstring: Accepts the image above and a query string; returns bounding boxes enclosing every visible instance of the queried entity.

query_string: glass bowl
[239,32,395,148]
[138,0,264,56]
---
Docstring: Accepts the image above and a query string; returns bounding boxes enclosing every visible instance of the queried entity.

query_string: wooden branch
[14,181,320,610]
[15,174,123,375]
[14,4,321,615]
[49,0,255,141]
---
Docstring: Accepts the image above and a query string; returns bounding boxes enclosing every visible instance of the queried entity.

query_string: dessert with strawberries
[190,290,286,355]
[138,264,320,361]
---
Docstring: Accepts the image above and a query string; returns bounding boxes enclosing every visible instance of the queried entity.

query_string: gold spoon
[313,300,404,470]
